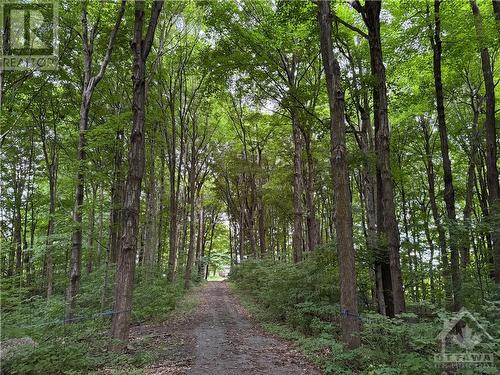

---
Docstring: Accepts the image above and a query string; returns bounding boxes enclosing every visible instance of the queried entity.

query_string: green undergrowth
[1,266,197,374]
[229,246,500,374]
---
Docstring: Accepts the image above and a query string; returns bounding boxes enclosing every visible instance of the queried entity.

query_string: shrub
[230,243,340,331]
[229,247,476,374]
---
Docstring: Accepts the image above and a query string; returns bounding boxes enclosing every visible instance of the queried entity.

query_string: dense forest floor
[128,281,321,375]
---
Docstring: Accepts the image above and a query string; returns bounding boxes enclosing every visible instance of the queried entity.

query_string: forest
[0,0,499,374]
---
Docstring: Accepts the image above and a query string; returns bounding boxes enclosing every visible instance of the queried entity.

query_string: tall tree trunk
[353,0,405,315]
[470,0,500,283]
[165,102,184,280]
[304,132,319,252]
[157,152,166,265]
[462,102,480,271]
[229,216,234,267]
[291,110,304,263]
[475,155,494,273]
[245,203,257,259]
[317,0,361,348]
[111,0,163,343]
[167,185,178,282]
[179,189,189,265]
[40,116,58,297]
[66,95,89,321]
[184,141,197,289]
[97,184,105,266]
[13,170,24,276]
[196,193,204,277]
[420,116,450,305]
[109,128,124,264]
[257,147,267,256]
[238,204,244,263]
[86,183,97,273]
[493,0,500,19]
[431,0,462,311]
[167,168,179,280]
[22,133,35,283]
[27,197,36,284]
[257,200,266,257]
[422,207,436,303]
[360,108,383,314]
[46,163,57,297]
[143,125,157,268]
[400,170,415,301]
[66,0,126,321]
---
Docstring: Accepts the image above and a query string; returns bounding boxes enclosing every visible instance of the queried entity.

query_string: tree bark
[420,116,450,304]
[109,128,124,264]
[462,92,480,271]
[184,136,197,289]
[164,91,186,281]
[111,0,163,344]
[257,146,267,256]
[492,0,500,20]
[304,131,319,252]
[195,193,204,277]
[470,0,500,283]
[317,0,361,348]
[291,110,304,263]
[167,162,179,280]
[86,183,97,273]
[238,202,245,263]
[422,205,436,303]
[157,150,166,265]
[66,94,89,321]
[360,102,381,314]
[66,0,126,321]
[353,0,405,315]
[46,162,57,296]
[143,124,158,268]
[39,109,58,296]
[431,0,462,311]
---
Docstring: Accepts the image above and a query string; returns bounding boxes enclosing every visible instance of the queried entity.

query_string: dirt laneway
[136,281,321,375]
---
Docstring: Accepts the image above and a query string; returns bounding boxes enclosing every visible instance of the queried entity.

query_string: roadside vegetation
[230,247,500,374]
[1,268,195,374]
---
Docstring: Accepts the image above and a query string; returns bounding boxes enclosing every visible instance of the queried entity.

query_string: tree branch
[333,14,368,38]
[143,0,165,59]
[92,0,127,87]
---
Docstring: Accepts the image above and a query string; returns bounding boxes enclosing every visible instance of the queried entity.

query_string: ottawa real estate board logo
[435,307,496,370]
[1,0,58,70]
